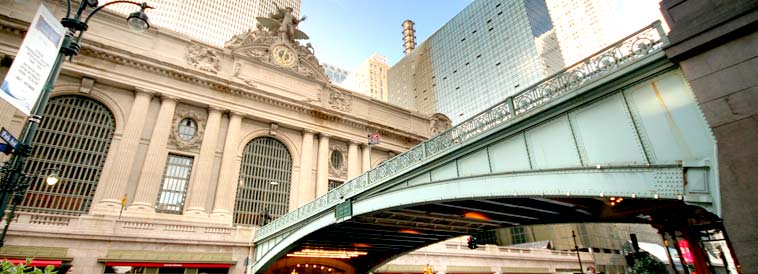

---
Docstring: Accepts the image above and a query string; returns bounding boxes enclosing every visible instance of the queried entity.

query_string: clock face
[271,45,297,67]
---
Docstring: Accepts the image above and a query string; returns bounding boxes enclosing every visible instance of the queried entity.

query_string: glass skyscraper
[389,0,663,124]
[389,0,564,123]
[322,63,350,84]
[103,0,302,48]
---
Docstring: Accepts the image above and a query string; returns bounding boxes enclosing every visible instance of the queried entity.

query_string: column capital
[318,132,331,138]
[134,87,157,97]
[349,140,362,145]
[228,110,245,118]
[160,94,181,102]
[302,128,317,135]
[208,105,225,112]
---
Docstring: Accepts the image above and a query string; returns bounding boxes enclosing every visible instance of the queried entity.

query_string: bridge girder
[252,23,719,273]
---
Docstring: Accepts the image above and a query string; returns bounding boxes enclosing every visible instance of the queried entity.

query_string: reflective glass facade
[389,0,663,124]
[323,63,350,84]
[389,0,564,123]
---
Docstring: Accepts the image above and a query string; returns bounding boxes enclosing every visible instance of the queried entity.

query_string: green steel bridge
[252,22,721,273]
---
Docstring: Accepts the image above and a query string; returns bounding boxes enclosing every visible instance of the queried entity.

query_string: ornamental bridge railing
[255,21,668,241]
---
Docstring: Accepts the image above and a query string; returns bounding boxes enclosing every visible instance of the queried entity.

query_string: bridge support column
[652,211,741,274]
[661,0,758,270]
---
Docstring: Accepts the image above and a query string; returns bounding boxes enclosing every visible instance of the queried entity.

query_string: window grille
[328,180,343,191]
[20,95,115,215]
[234,137,292,226]
[177,118,197,141]
[155,154,193,214]
[511,226,528,244]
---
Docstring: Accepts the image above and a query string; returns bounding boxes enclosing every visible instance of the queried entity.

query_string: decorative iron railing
[255,21,667,241]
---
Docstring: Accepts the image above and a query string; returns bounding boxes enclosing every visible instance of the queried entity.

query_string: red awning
[4,259,63,267]
[104,262,232,268]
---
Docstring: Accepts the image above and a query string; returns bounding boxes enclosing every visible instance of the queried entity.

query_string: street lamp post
[572,230,584,272]
[0,167,60,243]
[0,0,153,247]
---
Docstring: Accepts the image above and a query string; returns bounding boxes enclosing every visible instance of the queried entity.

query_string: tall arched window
[234,137,292,226]
[20,95,116,215]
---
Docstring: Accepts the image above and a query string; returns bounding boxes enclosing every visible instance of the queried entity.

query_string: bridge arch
[251,24,723,273]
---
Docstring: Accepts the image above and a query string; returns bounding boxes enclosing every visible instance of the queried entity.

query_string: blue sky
[300,0,471,70]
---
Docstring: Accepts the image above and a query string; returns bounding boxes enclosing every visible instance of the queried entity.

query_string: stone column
[315,133,330,197]
[347,141,360,179]
[94,88,152,212]
[211,111,242,221]
[361,144,371,172]
[298,130,315,206]
[129,95,178,212]
[184,106,223,216]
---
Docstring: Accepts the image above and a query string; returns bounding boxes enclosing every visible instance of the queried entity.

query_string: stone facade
[377,238,594,274]
[0,1,429,273]
[660,0,758,272]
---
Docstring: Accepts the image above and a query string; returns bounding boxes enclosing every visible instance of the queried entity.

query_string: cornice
[0,16,26,37]
[0,17,428,143]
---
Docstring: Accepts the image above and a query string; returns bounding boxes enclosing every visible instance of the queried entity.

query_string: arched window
[20,95,116,215]
[234,137,292,226]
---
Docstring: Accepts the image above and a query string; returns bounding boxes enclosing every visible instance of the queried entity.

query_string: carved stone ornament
[328,141,348,180]
[328,89,352,112]
[186,42,221,74]
[223,7,328,82]
[429,113,453,136]
[170,109,207,150]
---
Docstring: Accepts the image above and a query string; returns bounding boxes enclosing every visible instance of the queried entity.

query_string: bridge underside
[255,25,720,274]
[266,197,712,273]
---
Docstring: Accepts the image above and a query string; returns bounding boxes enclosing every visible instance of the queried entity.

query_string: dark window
[155,154,193,214]
[330,150,343,170]
[511,226,528,244]
[328,180,343,191]
[20,95,115,215]
[234,137,292,226]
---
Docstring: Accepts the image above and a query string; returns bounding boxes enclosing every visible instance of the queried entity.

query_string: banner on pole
[0,4,65,115]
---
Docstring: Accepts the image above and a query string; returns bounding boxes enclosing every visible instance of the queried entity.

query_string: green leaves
[632,253,668,274]
[0,259,56,274]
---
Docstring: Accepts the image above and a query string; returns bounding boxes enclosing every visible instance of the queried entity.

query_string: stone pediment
[224,10,328,82]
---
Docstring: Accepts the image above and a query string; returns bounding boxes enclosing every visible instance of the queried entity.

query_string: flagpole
[366,128,371,170]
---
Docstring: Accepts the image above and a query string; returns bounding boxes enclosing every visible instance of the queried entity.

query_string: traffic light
[467,236,478,249]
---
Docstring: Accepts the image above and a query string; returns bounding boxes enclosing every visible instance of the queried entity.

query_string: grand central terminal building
[0,1,436,273]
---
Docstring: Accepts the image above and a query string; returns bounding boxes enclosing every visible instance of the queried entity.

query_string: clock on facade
[271,44,297,67]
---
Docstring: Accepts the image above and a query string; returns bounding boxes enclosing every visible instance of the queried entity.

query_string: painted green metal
[250,22,719,273]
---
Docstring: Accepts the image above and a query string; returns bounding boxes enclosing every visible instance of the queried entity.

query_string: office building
[388,0,663,124]
[341,54,390,101]
[103,0,301,48]
[483,223,665,273]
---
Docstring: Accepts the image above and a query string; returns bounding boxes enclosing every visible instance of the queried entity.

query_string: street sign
[335,200,352,219]
[0,127,19,149]
[0,143,11,155]
[0,4,65,115]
